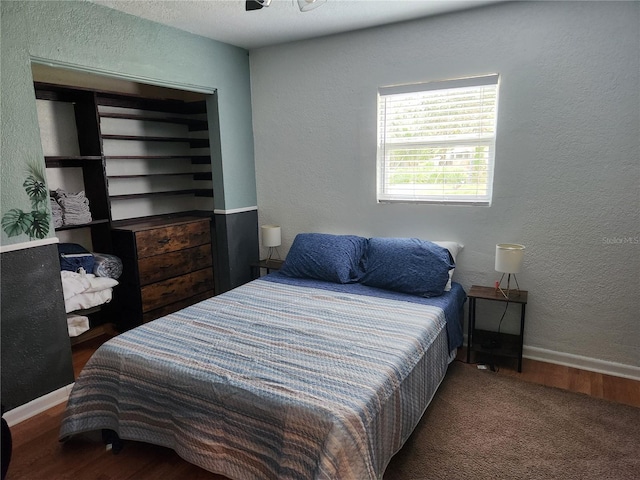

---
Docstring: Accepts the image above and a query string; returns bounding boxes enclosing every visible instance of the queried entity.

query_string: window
[377,74,499,205]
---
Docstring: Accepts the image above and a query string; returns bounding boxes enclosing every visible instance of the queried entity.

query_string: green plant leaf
[25,210,50,239]
[25,161,47,184]
[23,175,48,209]
[1,209,33,237]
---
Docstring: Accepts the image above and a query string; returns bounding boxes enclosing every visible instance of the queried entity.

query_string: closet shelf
[55,219,111,231]
[99,112,208,131]
[45,156,103,167]
[104,155,211,163]
[70,306,101,316]
[193,172,213,181]
[70,322,117,347]
[96,93,207,115]
[190,156,212,164]
[108,172,212,180]
[110,189,213,201]
[37,82,215,339]
[101,134,209,148]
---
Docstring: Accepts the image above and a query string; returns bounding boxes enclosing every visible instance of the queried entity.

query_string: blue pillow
[361,237,454,297]
[280,233,368,284]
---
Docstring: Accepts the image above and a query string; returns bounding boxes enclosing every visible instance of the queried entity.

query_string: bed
[59,234,466,480]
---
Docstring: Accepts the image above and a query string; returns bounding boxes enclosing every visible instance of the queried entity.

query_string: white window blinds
[377,74,499,205]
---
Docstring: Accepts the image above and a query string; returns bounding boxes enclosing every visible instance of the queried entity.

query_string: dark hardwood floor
[4,340,638,479]
[70,334,113,379]
[457,349,640,408]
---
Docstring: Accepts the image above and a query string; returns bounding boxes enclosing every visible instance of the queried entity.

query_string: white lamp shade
[261,225,281,248]
[495,243,525,273]
[298,0,326,12]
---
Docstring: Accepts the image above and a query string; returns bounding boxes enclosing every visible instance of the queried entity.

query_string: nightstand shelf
[250,259,285,279]
[466,285,528,372]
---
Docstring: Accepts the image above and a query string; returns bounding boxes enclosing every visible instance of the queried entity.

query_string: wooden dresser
[111,215,215,330]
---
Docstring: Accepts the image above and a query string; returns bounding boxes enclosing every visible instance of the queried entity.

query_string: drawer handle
[157,238,170,245]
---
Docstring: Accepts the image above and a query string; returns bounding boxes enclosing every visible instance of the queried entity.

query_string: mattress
[60,278,466,480]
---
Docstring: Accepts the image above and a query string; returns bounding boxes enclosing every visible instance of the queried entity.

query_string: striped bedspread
[60,279,453,480]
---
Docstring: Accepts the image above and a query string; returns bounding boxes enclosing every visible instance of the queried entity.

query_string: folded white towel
[51,197,64,228]
[53,189,93,225]
[67,314,90,337]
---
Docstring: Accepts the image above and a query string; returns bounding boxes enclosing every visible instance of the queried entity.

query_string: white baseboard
[523,346,640,381]
[213,206,258,215]
[4,383,74,427]
[463,335,640,380]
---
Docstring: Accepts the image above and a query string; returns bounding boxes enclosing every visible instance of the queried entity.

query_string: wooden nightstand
[466,285,528,372]
[250,259,285,279]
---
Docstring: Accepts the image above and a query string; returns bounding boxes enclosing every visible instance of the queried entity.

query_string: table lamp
[495,243,525,298]
[261,225,281,263]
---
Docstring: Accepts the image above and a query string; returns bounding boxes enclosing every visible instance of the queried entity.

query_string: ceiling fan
[246,0,327,12]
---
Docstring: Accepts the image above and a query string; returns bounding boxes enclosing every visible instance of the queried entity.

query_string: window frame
[376,74,500,206]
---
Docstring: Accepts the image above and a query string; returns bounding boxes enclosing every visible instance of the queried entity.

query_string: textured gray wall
[250,2,640,369]
[1,244,74,410]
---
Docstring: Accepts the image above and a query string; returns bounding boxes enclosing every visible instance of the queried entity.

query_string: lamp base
[496,273,521,299]
[266,247,281,262]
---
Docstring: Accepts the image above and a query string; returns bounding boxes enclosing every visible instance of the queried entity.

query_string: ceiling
[90,0,503,50]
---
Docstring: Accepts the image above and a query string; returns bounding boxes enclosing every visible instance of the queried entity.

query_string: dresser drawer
[135,219,211,259]
[141,267,214,313]
[142,290,215,324]
[138,244,213,286]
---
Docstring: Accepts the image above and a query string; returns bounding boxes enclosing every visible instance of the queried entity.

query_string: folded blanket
[65,289,113,314]
[58,243,94,273]
[67,314,90,337]
[93,253,123,280]
[61,270,118,311]
[61,270,92,300]
[85,275,118,293]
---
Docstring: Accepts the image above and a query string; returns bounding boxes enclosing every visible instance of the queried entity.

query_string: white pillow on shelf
[432,241,464,291]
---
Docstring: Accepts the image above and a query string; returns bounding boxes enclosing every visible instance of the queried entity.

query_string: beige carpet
[383,361,640,480]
